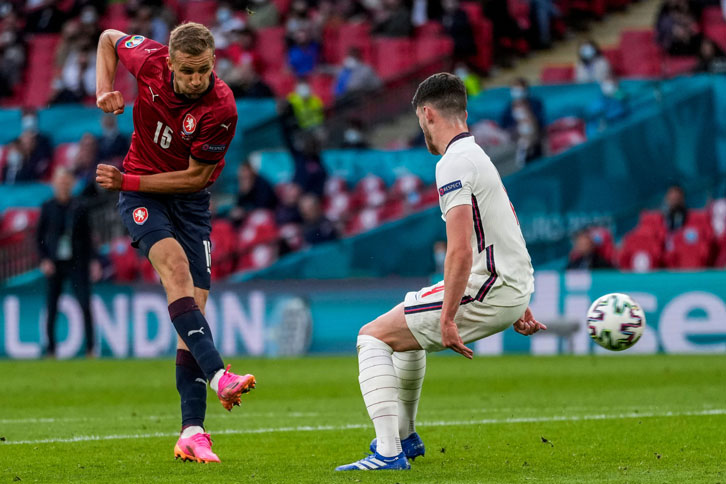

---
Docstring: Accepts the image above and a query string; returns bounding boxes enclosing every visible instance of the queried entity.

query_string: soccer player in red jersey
[94,23,255,463]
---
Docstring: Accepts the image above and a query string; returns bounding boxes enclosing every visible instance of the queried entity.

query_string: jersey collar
[445,132,473,153]
[169,72,216,102]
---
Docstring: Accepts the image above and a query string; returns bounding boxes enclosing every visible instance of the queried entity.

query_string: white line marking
[0,412,320,425]
[2,409,725,446]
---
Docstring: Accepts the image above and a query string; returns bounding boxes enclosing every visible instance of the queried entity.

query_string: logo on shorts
[124,35,145,48]
[438,180,462,197]
[182,114,197,135]
[133,207,149,225]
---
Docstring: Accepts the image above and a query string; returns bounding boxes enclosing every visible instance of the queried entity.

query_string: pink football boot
[174,433,220,463]
[216,364,256,411]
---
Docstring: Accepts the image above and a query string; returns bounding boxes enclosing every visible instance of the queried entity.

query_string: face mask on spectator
[579,44,596,61]
[601,80,617,96]
[510,86,526,100]
[296,83,311,98]
[517,121,534,136]
[344,128,363,144]
[343,56,358,69]
[217,7,232,24]
[512,106,528,121]
[454,67,468,79]
[21,114,38,133]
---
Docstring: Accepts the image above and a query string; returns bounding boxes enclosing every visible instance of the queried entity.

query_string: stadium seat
[380,199,405,221]
[140,258,160,284]
[391,174,424,201]
[540,65,575,84]
[663,56,699,77]
[238,211,279,251]
[637,210,667,243]
[24,34,61,107]
[618,229,663,272]
[279,223,304,252]
[355,174,386,195]
[571,0,607,19]
[100,3,130,31]
[601,47,623,76]
[704,23,726,51]
[414,21,444,38]
[235,244,278,272]
[664,226,713,269]
[508,0,531,29]
[415,36,454,64]
[588,226,616,264]
[460,1,484,21]
[333,23,374,65]
[620,30,656,46]
[547,117,586,155]
[179,0,218,25]
[109,236,139,282]
[709,198,726,237]
[210,219,237,280]
[372,38,415,80]
[256,27,287,73]
[271,0,293,15]
[346,207,382,235]
[1,208,40,235]
[324,192,353,223]
[415,186,440,208]
[469,17,494,73]
[620,45,662,77]
[262,70,296,98]
[324,176,349,197]
[49,143,80,179]
[309,73,335,106]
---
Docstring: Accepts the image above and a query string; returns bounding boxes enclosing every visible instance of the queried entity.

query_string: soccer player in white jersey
[336,72,547,471]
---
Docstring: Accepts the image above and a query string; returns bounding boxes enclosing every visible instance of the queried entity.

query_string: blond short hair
[169,22,215,58]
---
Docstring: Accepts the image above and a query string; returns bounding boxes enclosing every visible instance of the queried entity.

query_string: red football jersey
[115,34,238,186]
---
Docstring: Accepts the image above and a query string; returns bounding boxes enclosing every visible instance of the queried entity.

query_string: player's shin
[357,335,402,458]
[169,297,224,381]
[393,350,426,439]
[176,349,207,435]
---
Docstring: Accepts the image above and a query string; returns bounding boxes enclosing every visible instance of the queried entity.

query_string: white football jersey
[436,134,534,306]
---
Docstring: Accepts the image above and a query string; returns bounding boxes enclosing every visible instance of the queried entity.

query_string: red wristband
[121,174,141,191]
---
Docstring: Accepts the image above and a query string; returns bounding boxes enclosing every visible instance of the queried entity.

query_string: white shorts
[403,280,530,353]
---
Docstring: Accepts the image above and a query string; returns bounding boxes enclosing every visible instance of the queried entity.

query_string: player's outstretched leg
[169,297,256,410]
[336,335,410,471]
[370,350,426,460]
[173,349,219,462]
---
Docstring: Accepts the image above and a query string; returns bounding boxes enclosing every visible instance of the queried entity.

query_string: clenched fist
[96,163,123,190]
[96,91,125,115]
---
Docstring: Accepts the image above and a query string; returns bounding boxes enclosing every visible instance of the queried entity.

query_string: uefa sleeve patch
[202,144,226,153]
[124,35,145,48]
[438,180,462,196]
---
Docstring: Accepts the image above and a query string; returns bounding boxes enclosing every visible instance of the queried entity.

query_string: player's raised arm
[440,204,474,359]
[96,29,127,115]
[96,156,217,194]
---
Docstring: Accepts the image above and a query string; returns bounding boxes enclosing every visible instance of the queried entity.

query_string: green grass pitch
[1,354,725,483]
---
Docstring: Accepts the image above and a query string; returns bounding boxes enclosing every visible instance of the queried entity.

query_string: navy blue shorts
[118,190,212,290]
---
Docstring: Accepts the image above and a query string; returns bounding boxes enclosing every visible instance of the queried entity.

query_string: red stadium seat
[469,18,494,73]
[702,6,725,24]
[109,236,139,282]
[601,47,623,76]
[49,143,80,179]
[540,65,575,84]
[372,38,415,80]
[415,36,454,64]
[100,3,130,31]
[637,210,667,243]
[380,198,405,221]
[1,208,40,236]
[547,117,586,155]
[309,73,335,106]
[279,223,304,251]
[709,198,726,238]
[704,23,726,51]
[620,30,656,47]
[324,192,353,223]
[262,70,296,98]
[508,0,531,29]
[618,229,663,272]
[179,0,218,25]
[391,174,424,200]
[620,45,662,77]
[256,27,287,73]
[460,1,484,22]
[663,56,699,77]
[346,207,382,235]
[355,174,386,195]
[415,185,440,208]
[333,23,374,65]
[324,176,348,197]
[664,226,713,269]
[140,258,160,284]
[238,211,279,251]
[271,0,293,15]
[414,21,444,38]
[235,244,278,272]
[210,219,237,280]
[571,0,606,19]
[24,34,61,107]
[588,226,616,264]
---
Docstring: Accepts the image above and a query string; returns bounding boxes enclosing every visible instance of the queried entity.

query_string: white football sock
[180,425,204,439]
[209,369,224,393]
[393,350,426,439]
[357,335,402,458]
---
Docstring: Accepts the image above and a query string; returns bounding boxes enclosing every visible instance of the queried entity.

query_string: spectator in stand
[290,132,328,196]
[25,0,67,33]
[335,0,370,22]
[288,28,321,77]
[72,133,101,197]
[663,184,688,232]
[2,111,52,183]
[37,169,101,358]
[246,0,281,30]
[440,0,477,61]
[51,17,98,104]
[333,47,382,99]
[575,40,612,84]
[128,5,174,43]
[276,183,304,225]
[286,0,315,39]
[484,0,527,66]
[656,0,702,55]
[372,0,413,37]
[693,38,726,73]
[566,230,614,270]
[211,2,245,54]
[0,8,26,100]
[530,0,559,49]
[230,162,278,225]
[286,79,325,132]
[97,115,129,167]
[585,74,629,136]
[409,0,444,27]
[454,63,482,97]
[218,27,274,98]
[500,78,545,165]
[341,118,370,149]
[299,193,338,245]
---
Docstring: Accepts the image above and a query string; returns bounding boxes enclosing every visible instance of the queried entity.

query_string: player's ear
[424,105,436,124]
[166,55,173,70]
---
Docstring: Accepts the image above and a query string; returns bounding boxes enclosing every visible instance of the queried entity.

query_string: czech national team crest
[182,114,197,136]
[133,207,149,225]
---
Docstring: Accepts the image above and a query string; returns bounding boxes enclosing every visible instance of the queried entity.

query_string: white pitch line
[2,408,725,446]
[0,412,320,425]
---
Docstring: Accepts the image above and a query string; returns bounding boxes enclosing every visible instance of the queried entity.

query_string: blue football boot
[335,451,410,471]
[370,432,425,461]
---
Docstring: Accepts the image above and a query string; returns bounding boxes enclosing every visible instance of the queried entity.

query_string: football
[586,293,646,351]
